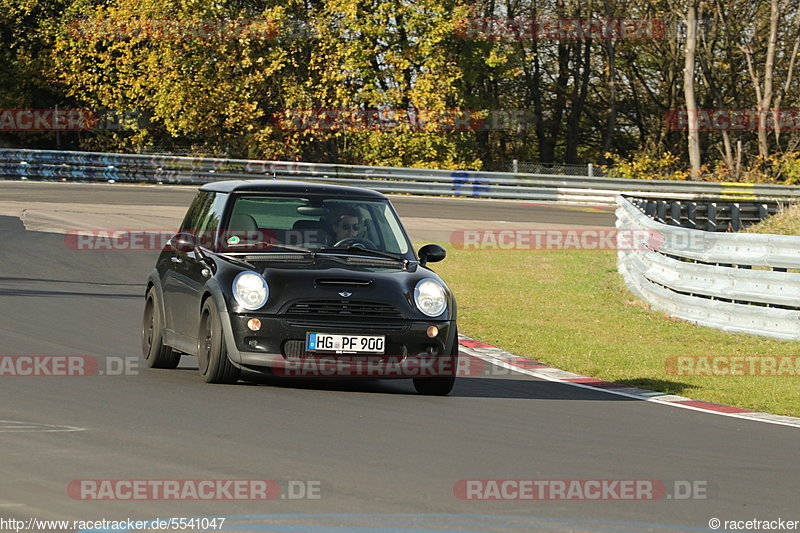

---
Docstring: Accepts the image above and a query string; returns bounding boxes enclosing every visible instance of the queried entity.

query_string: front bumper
[220,310,456,377]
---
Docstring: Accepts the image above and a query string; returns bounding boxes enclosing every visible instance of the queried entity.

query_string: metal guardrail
[487,160,601,177]
[628,197,779,232]
[616,195,800,341]
[4,148,800,204]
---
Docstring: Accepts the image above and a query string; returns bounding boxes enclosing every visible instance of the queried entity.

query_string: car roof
[199,179,388,199]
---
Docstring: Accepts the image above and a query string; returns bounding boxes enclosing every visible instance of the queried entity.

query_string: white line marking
[458,340,800,429]
[0,420,86,433]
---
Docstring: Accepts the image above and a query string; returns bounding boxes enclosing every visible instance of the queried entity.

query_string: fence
[486,160,601,177]
[616,195,800,341]
[4,148,800,205]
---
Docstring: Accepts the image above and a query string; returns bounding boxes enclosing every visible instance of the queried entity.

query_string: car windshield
[219,195,412,257]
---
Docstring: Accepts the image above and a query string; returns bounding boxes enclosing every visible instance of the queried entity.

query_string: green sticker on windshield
[227,235,241,245]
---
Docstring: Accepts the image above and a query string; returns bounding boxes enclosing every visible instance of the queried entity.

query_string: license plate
[306,333,385,354]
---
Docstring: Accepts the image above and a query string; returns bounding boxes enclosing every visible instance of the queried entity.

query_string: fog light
[247,318,262,331]
[426,325,439,338]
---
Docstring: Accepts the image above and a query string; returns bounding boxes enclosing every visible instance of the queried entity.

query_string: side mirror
[169,232,198,253]
[418,244,446,266]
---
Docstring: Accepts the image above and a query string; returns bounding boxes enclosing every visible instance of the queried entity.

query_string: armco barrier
[616,195,800,341]
[4,148,800,204]
[628,197,779,231]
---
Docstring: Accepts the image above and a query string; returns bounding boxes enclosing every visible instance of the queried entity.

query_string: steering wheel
[334,237,377,249]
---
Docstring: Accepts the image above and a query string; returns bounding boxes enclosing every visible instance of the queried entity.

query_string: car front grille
[315,278,373,287]
[284,318,408,331]
[286,300,403,319]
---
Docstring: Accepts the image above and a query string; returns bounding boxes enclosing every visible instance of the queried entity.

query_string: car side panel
[202,277,242,365]
[177,251,211,339]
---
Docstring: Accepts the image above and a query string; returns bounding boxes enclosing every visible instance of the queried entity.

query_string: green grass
[746,203,800,235]
[428,245,800,417]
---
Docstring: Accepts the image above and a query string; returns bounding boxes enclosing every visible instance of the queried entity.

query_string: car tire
[142,288,181,369]
[197,299,241,384]
[413,327,458,396]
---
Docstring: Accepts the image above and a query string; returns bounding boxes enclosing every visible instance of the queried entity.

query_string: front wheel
[197,299,240,384]
[413,327,458,396]
[142,288,181,369]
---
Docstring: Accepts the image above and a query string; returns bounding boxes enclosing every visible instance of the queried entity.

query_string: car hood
[238,259,450,319]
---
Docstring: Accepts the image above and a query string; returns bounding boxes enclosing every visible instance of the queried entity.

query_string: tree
[683,0,701,179]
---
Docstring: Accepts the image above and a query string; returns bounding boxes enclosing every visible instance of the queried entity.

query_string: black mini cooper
[142,180,458,395]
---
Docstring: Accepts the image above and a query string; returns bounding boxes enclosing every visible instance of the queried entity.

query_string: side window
[180,191,213,234]
[179,192,228,249]
[377,203,409,254]
[196,193,228,248]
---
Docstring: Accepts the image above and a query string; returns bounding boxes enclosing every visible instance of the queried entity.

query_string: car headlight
[414,278,447,317]
[233,271,269,310]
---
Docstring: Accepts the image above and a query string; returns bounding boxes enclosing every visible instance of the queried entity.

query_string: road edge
[458,335,800,429]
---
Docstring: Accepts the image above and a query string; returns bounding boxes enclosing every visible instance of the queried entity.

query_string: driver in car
[328,207,364,243]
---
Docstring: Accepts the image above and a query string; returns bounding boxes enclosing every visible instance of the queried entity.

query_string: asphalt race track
[0,181,617,225]
[0,181,797,532]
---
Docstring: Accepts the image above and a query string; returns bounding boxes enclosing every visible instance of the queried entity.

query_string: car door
[170,192,228,341]
[161,192,210,338]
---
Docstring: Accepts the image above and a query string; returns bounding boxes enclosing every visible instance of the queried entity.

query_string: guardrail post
[656,200,667,223]
[588,163,594,177]
[670,202,682,225]
[730,203,741,232]
[707,203,717,231]
[686,202,697,229]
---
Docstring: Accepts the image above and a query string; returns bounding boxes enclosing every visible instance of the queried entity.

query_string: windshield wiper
[317,246,408,264]
[223,242,312,253]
